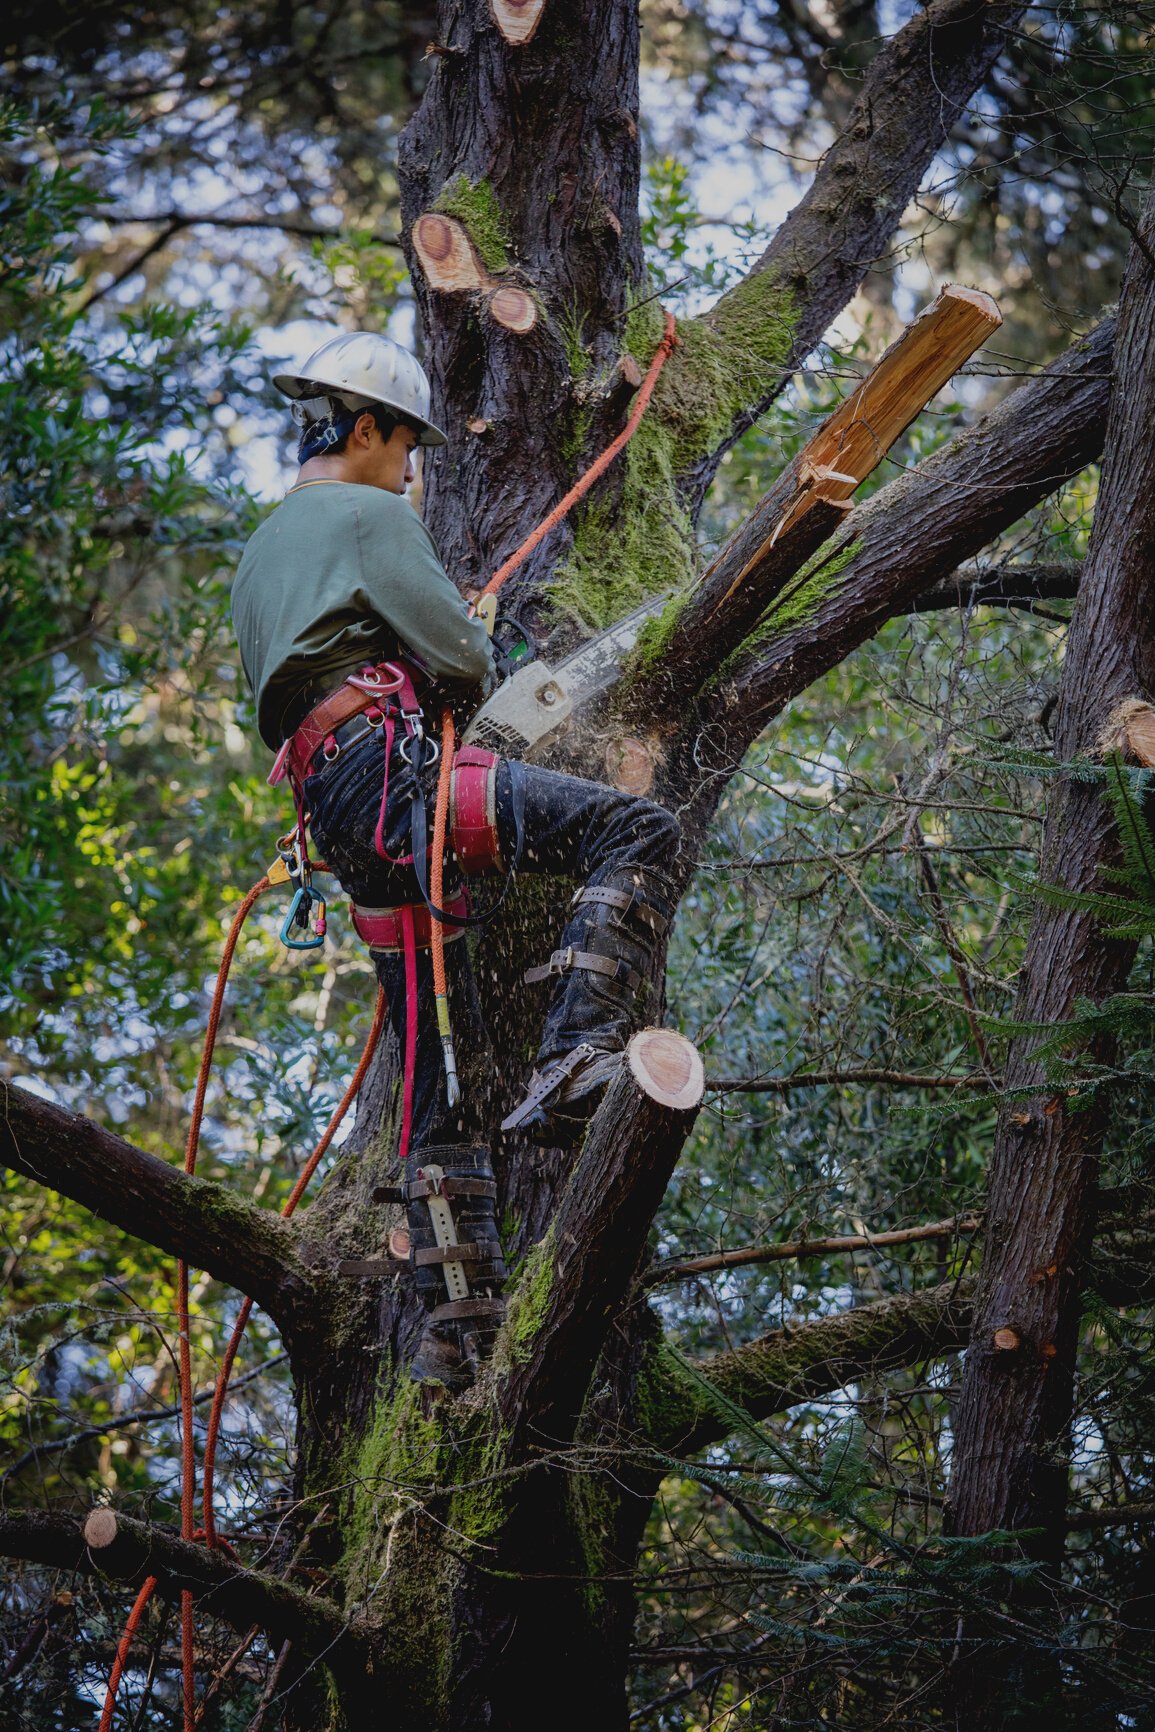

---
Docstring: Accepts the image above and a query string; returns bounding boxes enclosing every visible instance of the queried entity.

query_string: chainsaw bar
[462,590,673,760]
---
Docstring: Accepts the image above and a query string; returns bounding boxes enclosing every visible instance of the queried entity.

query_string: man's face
[369,419,420,494]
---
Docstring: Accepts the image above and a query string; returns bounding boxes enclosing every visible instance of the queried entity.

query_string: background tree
[3,3,1155,1728]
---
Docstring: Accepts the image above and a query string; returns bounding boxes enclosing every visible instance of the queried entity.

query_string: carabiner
[280,884,327,950]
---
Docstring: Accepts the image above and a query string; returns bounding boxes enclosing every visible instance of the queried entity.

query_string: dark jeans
[305,719,679,1150]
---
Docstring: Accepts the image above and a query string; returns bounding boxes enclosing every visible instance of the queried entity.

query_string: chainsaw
[462,590,673,761]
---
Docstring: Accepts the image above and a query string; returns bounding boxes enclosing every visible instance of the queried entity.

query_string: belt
[268,661,423,789]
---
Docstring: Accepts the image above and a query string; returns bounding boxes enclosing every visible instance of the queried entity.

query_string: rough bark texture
[946,200,1155,1552]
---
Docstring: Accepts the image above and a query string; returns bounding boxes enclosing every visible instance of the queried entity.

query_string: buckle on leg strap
[572,884,670,938]
[523,948,640,994]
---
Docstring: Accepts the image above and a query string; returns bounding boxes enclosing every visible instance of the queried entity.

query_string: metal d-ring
[398,733,439,768]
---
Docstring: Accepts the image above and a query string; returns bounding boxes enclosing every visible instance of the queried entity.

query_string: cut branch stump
[500,1028,703,1449]
[491,0,546,44]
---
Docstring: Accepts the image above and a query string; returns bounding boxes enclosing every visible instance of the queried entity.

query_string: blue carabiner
[280,884,327,950]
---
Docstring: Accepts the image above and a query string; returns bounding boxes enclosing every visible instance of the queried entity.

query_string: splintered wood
[803,285,1002,505]
[412,213,538,333]
[700,283,1001,626]
[765,284,1002,552]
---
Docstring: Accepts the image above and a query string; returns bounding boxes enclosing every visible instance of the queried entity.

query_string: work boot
[501,865,674,1145]
[403,1144,506,1390]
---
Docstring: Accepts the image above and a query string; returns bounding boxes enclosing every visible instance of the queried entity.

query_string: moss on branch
[550,277,796,635]
[432,174,511,273]
[639,1282,973,1455]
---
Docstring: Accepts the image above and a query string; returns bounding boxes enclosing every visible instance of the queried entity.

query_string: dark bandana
[296,403,359,464]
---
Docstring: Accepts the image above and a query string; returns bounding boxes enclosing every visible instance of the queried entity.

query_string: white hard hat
[272,331,447,448]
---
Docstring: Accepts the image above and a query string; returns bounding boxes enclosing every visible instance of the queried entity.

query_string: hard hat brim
[271,371,448,448]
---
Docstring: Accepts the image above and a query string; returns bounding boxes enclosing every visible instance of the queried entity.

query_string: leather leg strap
[500,1043,598,1132]
[523,947,641,994]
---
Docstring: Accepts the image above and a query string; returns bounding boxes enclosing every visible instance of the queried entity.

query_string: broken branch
[702,318,1113,779]
[634,285,1000,717]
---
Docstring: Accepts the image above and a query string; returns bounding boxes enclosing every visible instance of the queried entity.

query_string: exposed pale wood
[498,1025,704,1450]
[804,284,1001,501]
[83,1508,118,1550]
[1128,708,1155,766]
[702,284,1001,625]
[1096,698,1155,765]
[487,284,538,332]
[412,213,488,294]
[603,352,644,418]
[73,1510,366,1659]
[628,1028,704,1109]
[605,735,655,795]
[490,0,546,44]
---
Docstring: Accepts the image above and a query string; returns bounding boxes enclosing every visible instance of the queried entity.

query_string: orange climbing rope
[100,880,385,1730]
[201,982,387,1549]
[479,311,678,600]
[427,311,679,1070]
[101,310,677,1729]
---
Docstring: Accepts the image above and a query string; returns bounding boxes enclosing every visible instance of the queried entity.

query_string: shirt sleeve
[354,493,495,685]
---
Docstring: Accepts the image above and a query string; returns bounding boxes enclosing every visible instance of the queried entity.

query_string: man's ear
[353,411,378,446]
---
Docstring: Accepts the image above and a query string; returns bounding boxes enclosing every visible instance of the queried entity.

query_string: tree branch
[701,318,1113,777]
[0,1510,368,1666]
[0,1082,331,1348]
[646,1215,983,1287]
[646,1281,974,1455]
[912,561,1081,614]
[708,1067,988,1093]
[636,286,1001,719]
[1,1356,286,1488]
[674,0,1026,494]
[497,1030,704,1451]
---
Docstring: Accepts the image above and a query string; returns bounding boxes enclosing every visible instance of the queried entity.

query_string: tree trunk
[944,186,1155,1718]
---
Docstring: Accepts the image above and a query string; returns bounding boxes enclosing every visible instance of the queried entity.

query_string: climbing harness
[101,310,678,1731]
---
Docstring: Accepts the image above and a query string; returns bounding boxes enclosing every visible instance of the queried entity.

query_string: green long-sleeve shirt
[231,479,494,748]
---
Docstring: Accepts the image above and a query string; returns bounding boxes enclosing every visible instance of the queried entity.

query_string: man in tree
[231,329,680,1386]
